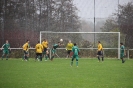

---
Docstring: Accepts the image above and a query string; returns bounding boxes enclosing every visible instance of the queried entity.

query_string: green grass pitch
[0,58,133,88]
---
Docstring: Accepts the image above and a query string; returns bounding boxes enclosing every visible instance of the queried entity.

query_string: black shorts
[24,50,28,55]
[44,48,47,52]
[36,53,42,56]
[67,50,72,54]
[97,51,103,56]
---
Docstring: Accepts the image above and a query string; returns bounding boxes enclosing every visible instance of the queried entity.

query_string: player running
[51,42,63,61]
[35,41,43,61]
[97,41,104,62]
[42,39,49,61]
[22,40,30,61]
[66,40,73,59]
[120,43,126,63]
[70,43,80,67]
[1,40,11,60]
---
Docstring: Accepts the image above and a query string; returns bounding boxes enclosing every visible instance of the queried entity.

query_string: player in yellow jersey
[35,41,43,61]
[97,41,104,62]
[22,40,30,61]
[42,39,49,61]
[66,40,73,59]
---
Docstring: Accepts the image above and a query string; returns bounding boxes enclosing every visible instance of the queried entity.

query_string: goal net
[40,31,120,59]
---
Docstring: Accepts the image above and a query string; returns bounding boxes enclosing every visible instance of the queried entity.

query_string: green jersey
[72,46,79,55]
[51,44,59,54]
[53,44,59,49]
[2,43,10,50]
[120,45,125,54]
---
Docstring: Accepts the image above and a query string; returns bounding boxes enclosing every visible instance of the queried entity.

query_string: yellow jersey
[42,41,48,48]
[66,43,74,50]
[35,43,43,53]
[98,43,103,51]
[23,43,29,51]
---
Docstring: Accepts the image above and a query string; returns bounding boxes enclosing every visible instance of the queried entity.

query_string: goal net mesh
[40,32,120,58]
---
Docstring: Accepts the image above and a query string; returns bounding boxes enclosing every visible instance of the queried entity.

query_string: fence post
[128,49,129,59]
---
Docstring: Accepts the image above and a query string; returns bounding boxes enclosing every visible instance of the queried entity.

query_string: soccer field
[0,58,133,88]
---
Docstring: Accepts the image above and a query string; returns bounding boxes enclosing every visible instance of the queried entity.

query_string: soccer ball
[60,39,63,42]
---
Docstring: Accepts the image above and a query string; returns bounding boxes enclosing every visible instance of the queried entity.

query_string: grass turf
[0,58,133,88]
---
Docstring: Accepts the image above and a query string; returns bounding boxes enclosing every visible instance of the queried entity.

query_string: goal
[40,31,120,59]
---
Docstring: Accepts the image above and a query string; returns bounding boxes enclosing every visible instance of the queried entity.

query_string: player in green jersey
[70,43,80,67]
[1,40,11,60]
[51,42,63,61]
[120,43,126,63]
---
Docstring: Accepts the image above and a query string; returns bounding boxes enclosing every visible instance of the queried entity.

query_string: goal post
[40,31,120,59]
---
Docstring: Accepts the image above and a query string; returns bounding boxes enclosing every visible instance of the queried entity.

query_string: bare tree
[117,2,133,48]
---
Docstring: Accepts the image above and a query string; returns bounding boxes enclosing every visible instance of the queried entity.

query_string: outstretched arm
[9,44,11,50]
[1,44,5,50]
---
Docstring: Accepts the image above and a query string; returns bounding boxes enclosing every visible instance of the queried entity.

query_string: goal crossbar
[40,31,120,34]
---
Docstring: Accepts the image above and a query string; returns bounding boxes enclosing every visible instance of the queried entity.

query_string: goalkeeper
[66,40,73,59]
[1,40,11,60]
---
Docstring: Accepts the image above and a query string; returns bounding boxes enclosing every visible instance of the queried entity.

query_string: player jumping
[51,42,63,61]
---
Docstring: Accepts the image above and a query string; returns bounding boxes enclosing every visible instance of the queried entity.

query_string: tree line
[0,0,80,47]
[99,2,133,49]
[0,0,133,52]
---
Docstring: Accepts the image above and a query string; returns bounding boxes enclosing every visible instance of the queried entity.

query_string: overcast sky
[73,0,132,21]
